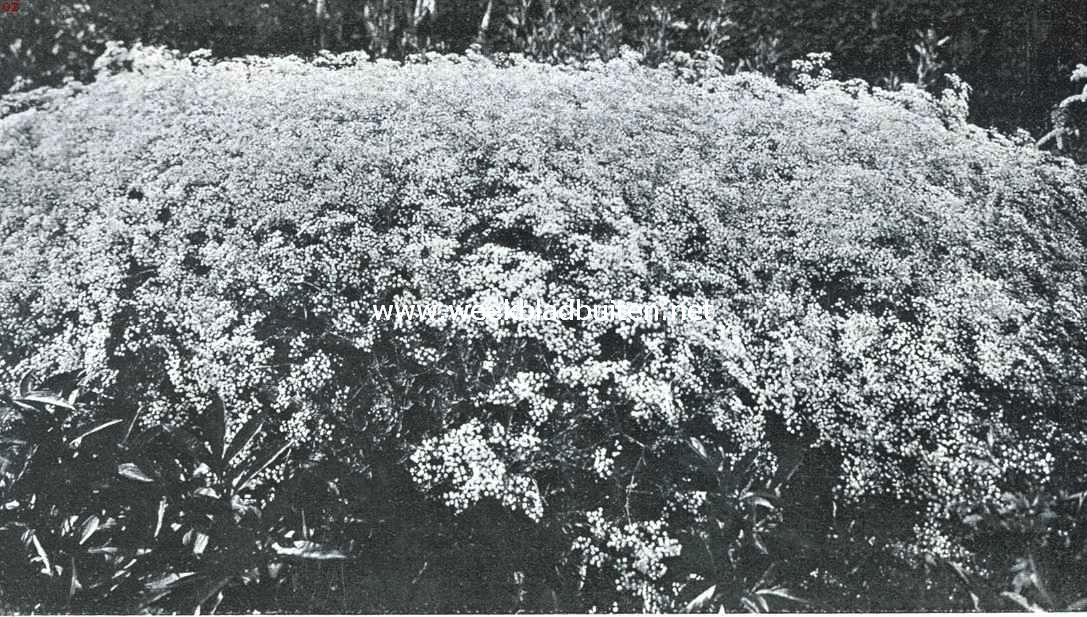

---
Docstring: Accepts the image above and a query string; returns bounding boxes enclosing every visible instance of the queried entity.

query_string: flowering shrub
[3,46,1087,610]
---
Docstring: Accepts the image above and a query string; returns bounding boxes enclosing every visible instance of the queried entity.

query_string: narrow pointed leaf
[29,532,53,576]
[18,370,33,397]
[273,540,348,560]
[756,587,809,605]
[192,531,209,556]
[202,392,227,464]
[689,436,709,461]
[144,571,198,592]
[118,462,155,483]
[70,419,124,448]
[1001,591,1044,612]
[753,563,778,590]
[193,576,234,613]
[224,413,264,466]
[122,408,142,445]
[207,590,224,615]
[79,515,100,545]
[69,556,82,599]
[21,392,75,410]
[744,494,775,510]
[10,399,41,417]
[685,584,717,612]
[153,497,167,539]
[234,443,290,491]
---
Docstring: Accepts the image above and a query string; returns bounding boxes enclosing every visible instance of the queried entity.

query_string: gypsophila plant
[2,43,1087,611]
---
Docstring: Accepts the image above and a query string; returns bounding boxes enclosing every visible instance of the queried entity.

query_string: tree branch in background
[316,0,329,50]
[476,0,494,45]
[1037,64,1087,152]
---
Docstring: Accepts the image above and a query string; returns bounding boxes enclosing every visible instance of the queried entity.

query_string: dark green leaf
[18,370,33,398]
[224,412,265,467]
[233,443,290,491]
[144,572,197,592]
[138,572,200,609]
[684,584,717,612]
[20,392,75,410]
[165,426,214,465]
[689,436,709,461]
[9,399,40,416]
[29,531,53,576]
[756,587,809,605]
[202,391,227,464]
[743,494,775,510]
[69,418,124,448]
[191,530,209,555]
[1001,591,1044,612]
[122,408,142,445]
[273,540,348,560]
[153,497,166,539]
[69,556,82,599]
[192,576,234,613]
[118,462,155,483]
[79,515,100,545]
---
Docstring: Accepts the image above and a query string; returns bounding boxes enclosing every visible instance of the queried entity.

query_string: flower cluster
[791,51,834,91]
[572,508,683,611]
[409,419,544,521]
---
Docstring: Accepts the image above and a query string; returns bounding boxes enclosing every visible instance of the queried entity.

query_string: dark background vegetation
[1,0,1086,135]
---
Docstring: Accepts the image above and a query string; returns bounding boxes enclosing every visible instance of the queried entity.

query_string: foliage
[671,438,809,613]
[2,46,1087,611]
[947,490,1087,611]
[517,0,625,63]
[0,370,347,613]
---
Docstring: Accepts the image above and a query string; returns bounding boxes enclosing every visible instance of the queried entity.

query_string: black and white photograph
[1,0,1087,613]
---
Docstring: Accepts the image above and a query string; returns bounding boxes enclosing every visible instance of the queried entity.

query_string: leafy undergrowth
[1,46,1086,612]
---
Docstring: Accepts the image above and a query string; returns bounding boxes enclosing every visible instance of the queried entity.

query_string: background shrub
[2,0,1086,137]
[2,48,1087,611]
